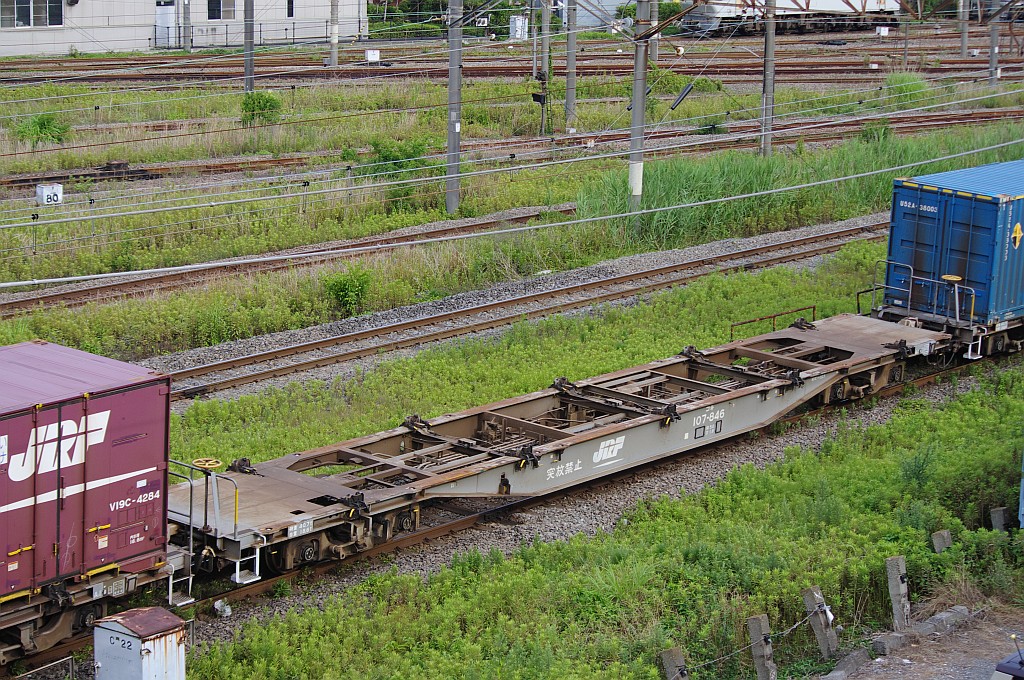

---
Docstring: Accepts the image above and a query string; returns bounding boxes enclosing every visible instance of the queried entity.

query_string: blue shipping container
[885,159,1024,327]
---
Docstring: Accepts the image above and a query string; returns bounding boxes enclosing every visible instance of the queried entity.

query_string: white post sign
[510,14,528,41]
[36,183,63,206]
[365,49,380,63]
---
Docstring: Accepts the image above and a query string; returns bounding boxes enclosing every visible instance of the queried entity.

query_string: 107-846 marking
[692,409,725,427]
[109,490,160,511]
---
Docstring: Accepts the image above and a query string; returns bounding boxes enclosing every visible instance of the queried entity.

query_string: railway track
[0,107,1009,325]
[167,221,889,399]
[0,207,574,319]
[0,27,997,73]
[3,106,1019,196]
[2,58,1017,84]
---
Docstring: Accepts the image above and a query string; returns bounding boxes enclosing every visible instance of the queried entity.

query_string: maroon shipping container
[0,341,170,598]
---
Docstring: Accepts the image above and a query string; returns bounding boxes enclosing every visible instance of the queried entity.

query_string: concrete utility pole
[540,0,551,132]
[541,0,551,82]
[445,0,463,214]
[650,0,658,63]
[760,0,775,156]
[243,0,255,91]
[959,0,968,58]
[628,0,651,212]
[330,0,339,66]
[182,0,192,52]
[990,0,1000,86]
[531,0,539,79]
[565,0,577,130]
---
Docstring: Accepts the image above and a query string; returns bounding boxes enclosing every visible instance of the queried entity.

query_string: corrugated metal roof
[904,159,1024,197]
[96,607,186,639]
[0,341,162,415]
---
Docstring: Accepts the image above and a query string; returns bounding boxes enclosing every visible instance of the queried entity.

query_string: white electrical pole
[182,0,191,52]
[244,0,254,92]
[540,0,551,132]
[566,0,577,130]
[628,0,651,212]
[760,0,775,156]
[989,24,1000,86]
[446,0,464,214]
[531,0,539,78]
[990,0,1000,86]
[959,0,968,58]
[650,0,658,63]
[330,0,339,66]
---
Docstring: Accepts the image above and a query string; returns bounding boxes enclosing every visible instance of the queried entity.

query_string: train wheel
[74,605,102,631]
[395,511,415,533]
[263,547,289,576]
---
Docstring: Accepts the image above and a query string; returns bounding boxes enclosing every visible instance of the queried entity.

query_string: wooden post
[747,614,778,680]
[658,647,688,679]
[991,506,1008,532]
[885,555,910,632]
[802,586,839,660]
[931,529,952,553]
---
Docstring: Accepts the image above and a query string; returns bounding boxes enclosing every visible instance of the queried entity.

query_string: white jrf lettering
[8,411,111,482]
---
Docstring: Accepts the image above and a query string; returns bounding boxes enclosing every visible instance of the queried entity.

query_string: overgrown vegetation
[884,71,931,109]
[3,124,1023,359]
[181,245,1022,679]
[322,265,372,316]
[576,121,1024,247]
[240,91,283,127]
[13,113,71,148]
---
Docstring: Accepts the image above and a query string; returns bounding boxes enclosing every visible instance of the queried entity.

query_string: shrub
[14,114,71,147]
[860,118,892,143]
[240,91,283,126]
[322,265,372,316]
[884,72,930,108]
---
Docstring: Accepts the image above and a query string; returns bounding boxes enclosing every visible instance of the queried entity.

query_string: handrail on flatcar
[169,460,240,539]
[729,305,816,341]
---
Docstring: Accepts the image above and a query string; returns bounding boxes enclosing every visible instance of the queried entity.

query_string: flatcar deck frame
[166,314,949,590]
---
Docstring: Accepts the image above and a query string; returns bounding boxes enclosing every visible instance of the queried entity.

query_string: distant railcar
[680,0,901,34]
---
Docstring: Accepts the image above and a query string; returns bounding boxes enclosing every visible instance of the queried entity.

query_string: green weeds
[14,113,71,148]
[240,91,283,127]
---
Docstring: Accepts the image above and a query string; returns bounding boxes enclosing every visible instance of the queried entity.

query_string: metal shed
[94,608,186,680]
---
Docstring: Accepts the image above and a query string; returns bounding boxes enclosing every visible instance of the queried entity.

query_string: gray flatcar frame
[166,314,949,598]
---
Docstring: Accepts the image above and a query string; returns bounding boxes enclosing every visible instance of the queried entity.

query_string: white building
[0,0,367,57]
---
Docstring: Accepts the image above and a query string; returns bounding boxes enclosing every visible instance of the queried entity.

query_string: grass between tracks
[3,121,1024,358]
[0,77,1021,283]
[180,241,1023,680]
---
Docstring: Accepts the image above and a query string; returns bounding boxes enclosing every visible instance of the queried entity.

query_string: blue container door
[990,198,1024,321]
[888,186,1000,322]
[938,194,999,322]
[888,187,948,314]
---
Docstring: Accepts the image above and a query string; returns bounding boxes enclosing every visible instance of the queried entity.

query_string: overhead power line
[4,135,1023,290]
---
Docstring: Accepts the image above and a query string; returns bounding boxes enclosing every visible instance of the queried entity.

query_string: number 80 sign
[35,183,63,206]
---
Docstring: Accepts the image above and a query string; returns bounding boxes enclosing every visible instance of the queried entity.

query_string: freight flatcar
[162,313,953,602]
[870,159,1024,359]
[679,0,901,34]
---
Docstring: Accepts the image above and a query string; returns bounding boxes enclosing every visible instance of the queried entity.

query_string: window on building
[287,0,293,17]
[207,0,234,20]
[1,0,61,26]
